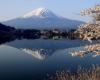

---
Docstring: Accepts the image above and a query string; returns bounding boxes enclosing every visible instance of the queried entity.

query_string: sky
[0,0,99,22]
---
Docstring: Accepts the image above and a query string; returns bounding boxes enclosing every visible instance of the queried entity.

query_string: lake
[0,39,99,80]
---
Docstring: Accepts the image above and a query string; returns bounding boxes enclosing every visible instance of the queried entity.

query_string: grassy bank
[51,65,100,80]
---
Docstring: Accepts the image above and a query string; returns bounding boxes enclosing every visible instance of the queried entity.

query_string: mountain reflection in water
[0,39,100,80]
[21,48,54,60]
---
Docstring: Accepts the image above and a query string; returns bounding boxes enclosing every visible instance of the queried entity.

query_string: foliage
[51,66,100,80]
[75,5,100,42]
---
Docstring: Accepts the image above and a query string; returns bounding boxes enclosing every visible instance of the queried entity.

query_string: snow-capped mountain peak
[2,7,84,29]
[22,7,57,18]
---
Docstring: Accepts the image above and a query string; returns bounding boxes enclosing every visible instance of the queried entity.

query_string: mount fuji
[2,8,84,29]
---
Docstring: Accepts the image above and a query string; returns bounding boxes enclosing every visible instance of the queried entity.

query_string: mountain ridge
[2,7,84,29]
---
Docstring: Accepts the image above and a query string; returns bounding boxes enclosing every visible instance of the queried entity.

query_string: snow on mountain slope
[21,48,54,60]
[2,7,84,29]
[22,7,58,18]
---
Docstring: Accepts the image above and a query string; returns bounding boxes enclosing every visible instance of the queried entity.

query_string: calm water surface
[0,39,99,80]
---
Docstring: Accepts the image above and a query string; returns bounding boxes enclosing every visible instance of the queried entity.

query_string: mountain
[0,23,15,32]
[2,8,84,29]
[0,23,15,41]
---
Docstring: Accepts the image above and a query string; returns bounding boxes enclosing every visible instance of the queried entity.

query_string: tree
[81,5,100,23]
[74,5,100,42]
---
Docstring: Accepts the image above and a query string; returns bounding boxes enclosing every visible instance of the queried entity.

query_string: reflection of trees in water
[0,36,16,45]
[0,34,77,45]
[70,44,100,58]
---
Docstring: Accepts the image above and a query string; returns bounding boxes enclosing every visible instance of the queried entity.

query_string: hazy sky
[0,0,99,22]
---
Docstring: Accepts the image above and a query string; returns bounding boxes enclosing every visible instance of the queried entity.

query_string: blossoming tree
[74,5,100,42]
